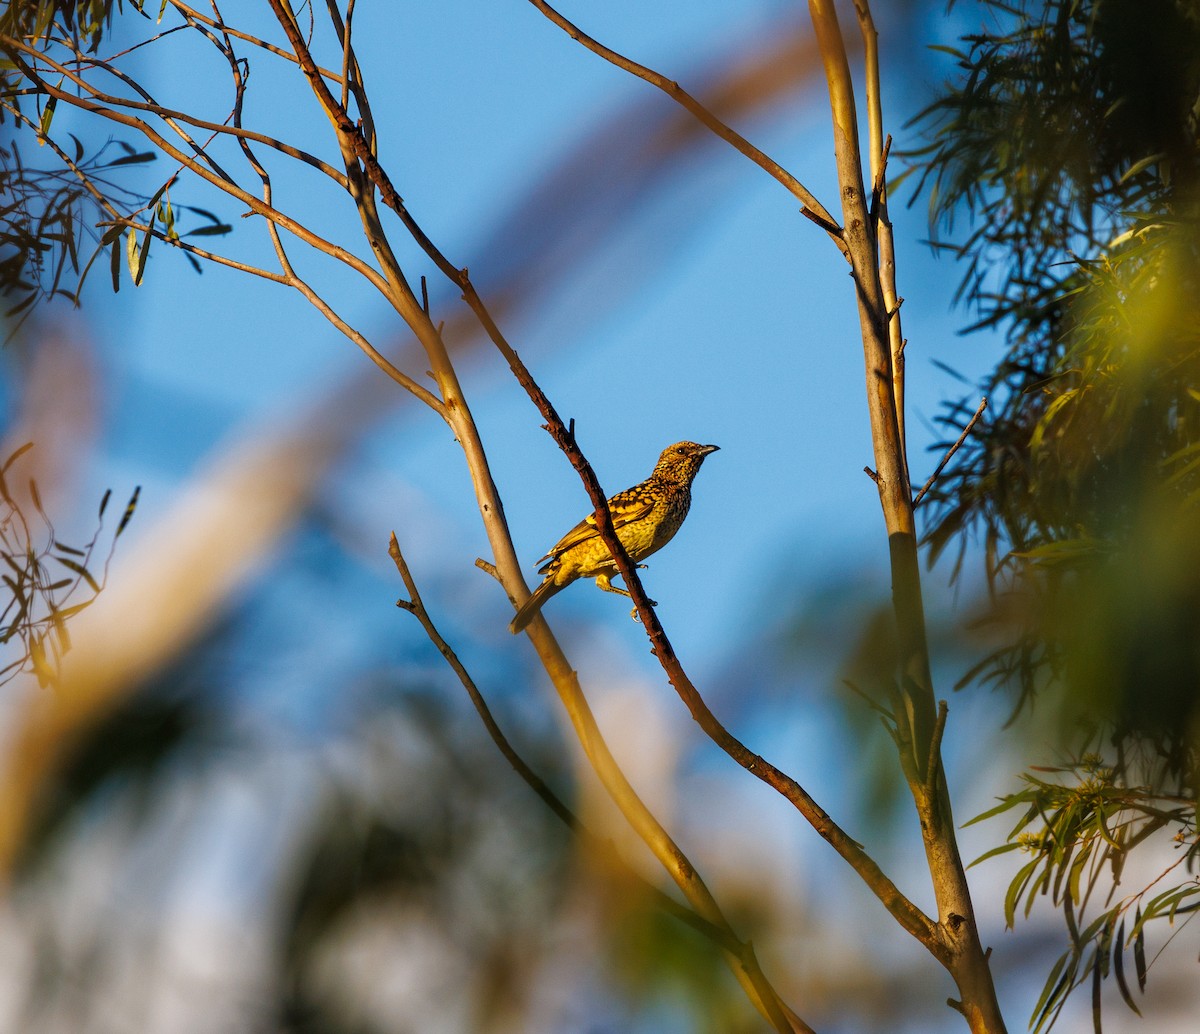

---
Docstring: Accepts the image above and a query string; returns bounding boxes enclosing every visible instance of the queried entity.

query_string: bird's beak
[698,444,720,455]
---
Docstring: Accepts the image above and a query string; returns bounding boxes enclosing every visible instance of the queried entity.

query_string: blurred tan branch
[0,370,396,879]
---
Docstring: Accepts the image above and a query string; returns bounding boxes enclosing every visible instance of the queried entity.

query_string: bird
[509,441,719,634]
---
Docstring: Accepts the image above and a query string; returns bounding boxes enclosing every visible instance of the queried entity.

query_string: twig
[924,699,949,798]
[391,534,577,831]
[912,397,987,508]
[869,133,892,225]
[169,2,347,83]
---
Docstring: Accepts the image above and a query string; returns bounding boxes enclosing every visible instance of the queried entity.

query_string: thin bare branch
[168,1,347,85]
[264,11,810,1028]
[524,0,845,246]
[18,31,350,187]
[2,43,393,298]
[913,397,987,508]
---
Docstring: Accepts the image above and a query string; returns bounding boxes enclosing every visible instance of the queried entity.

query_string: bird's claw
[628,597,658,620]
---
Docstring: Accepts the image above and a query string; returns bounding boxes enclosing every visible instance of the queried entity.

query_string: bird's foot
[628,597,658,620]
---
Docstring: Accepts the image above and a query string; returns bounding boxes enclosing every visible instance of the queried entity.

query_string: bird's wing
[538,485,654,563]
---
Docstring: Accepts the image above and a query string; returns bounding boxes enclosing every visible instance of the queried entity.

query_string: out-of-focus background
[1,1,1197,1032]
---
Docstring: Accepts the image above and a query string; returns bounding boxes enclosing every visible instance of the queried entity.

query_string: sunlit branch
[14,32,350,188]
[853,0,908,489]
[3,45,394,302]
[262,0,936,961]
[169,1,347,86]
[326,0,377,149]
[331,0,354,111]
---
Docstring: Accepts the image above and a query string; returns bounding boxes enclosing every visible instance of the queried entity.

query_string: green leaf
[54,556,100,594]
[107,150,157,167]
[968,840,1023,868]
[125,228,138,285]
[117,486,140,537]
[1112,917,1142,1016]
[1133,915,1146,991]
[134,224,152,286]
[184,223,233,237]
[38,95,57,138]
[1006,856,1042,928]
[110,237,121,294]
[966,790,1035,826]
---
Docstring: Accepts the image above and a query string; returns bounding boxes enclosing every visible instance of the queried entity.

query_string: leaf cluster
[0,1,121,58]
[969,750,1198,1032]
[906,2,1200,1026]
[1,1,228,324]
[0,441,138,687]
[910,0,1200,731]
[0,135,162,329]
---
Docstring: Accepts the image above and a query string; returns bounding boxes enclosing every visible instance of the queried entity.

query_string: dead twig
[912,397,987,508]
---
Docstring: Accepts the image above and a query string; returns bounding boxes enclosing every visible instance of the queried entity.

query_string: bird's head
[653,441,720,484]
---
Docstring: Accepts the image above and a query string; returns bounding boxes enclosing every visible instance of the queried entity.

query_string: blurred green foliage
[908,0,1200,1027]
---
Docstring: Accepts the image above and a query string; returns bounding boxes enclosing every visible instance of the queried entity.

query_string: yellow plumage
[509,441,719,633]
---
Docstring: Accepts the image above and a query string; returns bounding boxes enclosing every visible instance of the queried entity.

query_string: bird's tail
[509,578,562,634]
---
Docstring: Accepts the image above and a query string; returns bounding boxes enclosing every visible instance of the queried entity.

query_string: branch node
[869,134,893,223]
[863,465,881,485]
[925,699,949,794]
[946,998,965,1016]
[475,557,501,582]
